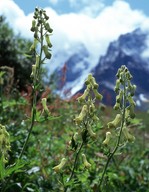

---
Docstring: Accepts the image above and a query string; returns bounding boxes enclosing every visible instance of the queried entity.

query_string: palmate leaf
[35,110,61,122]
[36,115,61,122]
[0,160,27,180]
[5,160,27,176]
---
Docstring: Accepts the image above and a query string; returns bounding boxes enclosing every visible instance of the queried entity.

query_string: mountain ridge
[54,28,149,110]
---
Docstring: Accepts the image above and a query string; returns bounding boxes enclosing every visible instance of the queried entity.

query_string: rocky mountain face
[92,28,149,109]
[55,44,92,97]
[55,28,149,110]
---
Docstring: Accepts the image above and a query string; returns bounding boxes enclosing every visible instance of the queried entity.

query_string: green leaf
[24,53,33,58]
[47,115,61,121]
[37,115,61,122]
[0,157,5,181]
[0,71,5,77]
[4,160,27,178]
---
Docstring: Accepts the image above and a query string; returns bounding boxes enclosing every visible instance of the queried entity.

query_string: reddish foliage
[60,63,67,89]
[21,85,33,116]
[21,85,52,116]
[70,93,83,101]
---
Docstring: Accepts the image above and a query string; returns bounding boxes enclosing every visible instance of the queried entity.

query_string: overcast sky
[1,0,149,72]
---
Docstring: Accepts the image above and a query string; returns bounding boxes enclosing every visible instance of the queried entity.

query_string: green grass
[0,7,149,192]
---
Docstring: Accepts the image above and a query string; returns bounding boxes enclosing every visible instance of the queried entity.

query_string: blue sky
[13,0,149,16]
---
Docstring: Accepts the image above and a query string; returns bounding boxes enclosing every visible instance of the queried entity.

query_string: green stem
[0,84,3,122]
[19,21,44,160]
[1,19,44,192]
[97,125,123,191]
[64,142,84,192]
[18,106,36,159]
[96,77,127,192]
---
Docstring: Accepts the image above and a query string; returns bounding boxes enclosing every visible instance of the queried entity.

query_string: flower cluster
[53,74,102,173]
[75,74,102,125]
[30,8,53,79]
[74,74,102,166]
[0,124,11,164]
[74,74,103,142]
[105,65,136,145]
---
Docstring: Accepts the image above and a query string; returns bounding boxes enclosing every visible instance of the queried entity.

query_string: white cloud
[68,0,105,17]
[68,0,103,7]
[1,0,149,72]
[79,1,105,17]
[49,0,58,5]
[0,0,33,37]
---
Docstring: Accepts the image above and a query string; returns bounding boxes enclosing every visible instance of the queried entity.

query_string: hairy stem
[64,142,84,192]
[97,77,127,192]
[19,21,45,159]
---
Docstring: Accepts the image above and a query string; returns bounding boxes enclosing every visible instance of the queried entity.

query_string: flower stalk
[19,7,53,159]
[63,74,103,192]
[97,65,136,191]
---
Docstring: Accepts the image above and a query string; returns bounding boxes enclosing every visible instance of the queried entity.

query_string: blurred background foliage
[0,14,149,192]
[0,15,34,91]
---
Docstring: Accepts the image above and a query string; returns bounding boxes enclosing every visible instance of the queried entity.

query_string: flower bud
[82,154,91,169]
[45,34,52,48]
[30,64,36,78]
[41,98,50,115]
[74,105,88,124]
[81,105,88,116]
[87,74,93,81]
[128,105,135,119]
[108,114,121,128]
[93,89,103,100]
[103,132,111,145]
[128,95,136,106]
[43,13,49,20]
[30,20,36,32]
[42,45,52,59]
[35,7,39,13]
[125,107,130,118]
[85,79,90,85]
[88,125,96,138]
[116,90,123,103]
[116,95,121,103]
[121,65,126,70]
[69,132,78,150]
[89,103,95,116]
[0,124,11,164]
[74,116,83,125]
[77,88,90,103]
[116,68,122,78]
[35,55,40,68]
[122,127,135,142]
[92,115,99,121]
[73,132,78,141]
[53,158,67,172]
[34,28,38,39]
[30,38,38,52]
[89,75,98,89]
[45,23,53,33]
[119,72,124,84]
[33,14,38,19]
[126,71,132,80]
[113,103,120,110]
[130,85,136,96]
